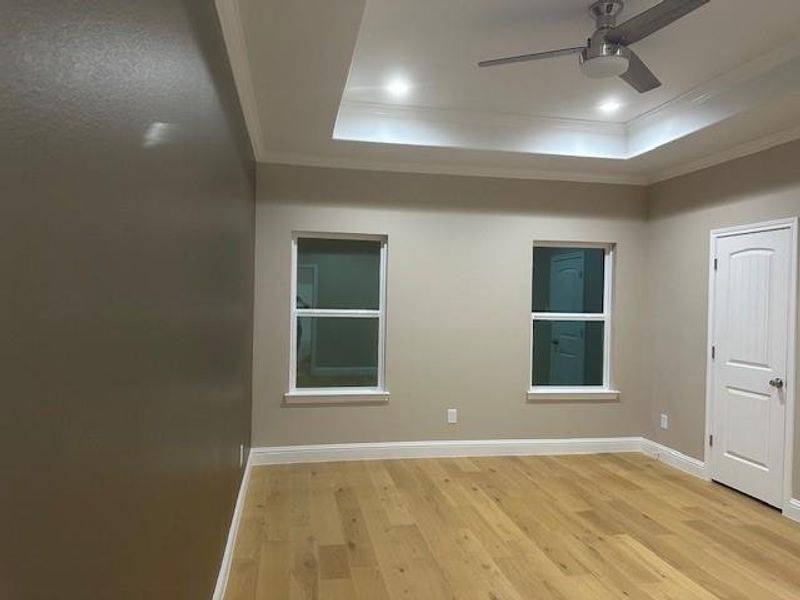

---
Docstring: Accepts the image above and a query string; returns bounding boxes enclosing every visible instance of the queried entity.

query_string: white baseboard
[212,454,252,600]
[251,437,709,477]
[784,498,800,524]
[249,437,643,465]
[640,439,708,479]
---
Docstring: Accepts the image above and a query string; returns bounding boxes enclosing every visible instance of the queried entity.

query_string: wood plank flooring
[224,453,800,599]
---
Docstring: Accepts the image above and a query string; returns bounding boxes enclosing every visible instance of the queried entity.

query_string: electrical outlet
[447,408,458,424]
[660,414,669,430]
[239,444,245,468]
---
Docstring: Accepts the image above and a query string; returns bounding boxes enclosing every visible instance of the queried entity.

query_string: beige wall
[646,142,800,493]
[253,164,649,446]
[646,139,800,496]
[254,142,800,496]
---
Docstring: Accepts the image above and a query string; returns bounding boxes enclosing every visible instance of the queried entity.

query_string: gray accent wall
[0,2,254,598]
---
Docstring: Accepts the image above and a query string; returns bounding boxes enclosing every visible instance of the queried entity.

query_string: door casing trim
[705,217,799,511]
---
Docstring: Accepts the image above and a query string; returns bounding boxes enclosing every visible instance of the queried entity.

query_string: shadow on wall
[178,0,254,178]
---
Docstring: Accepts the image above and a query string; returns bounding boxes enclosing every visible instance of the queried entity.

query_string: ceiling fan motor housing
[590,0,625,29]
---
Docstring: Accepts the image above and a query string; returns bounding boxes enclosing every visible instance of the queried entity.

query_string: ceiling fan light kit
[479,0,711,94]
[580,45,629,78]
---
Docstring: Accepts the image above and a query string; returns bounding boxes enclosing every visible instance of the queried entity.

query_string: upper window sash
[532,245,607,314]
[295,236,383,311]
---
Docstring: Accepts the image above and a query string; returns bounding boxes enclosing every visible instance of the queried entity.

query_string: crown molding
[629,38,800,132]
[626,40,800,129]
[260,150,648,186]
[626,39,800,157]
[215,0,268,160]
[338,101,627,135]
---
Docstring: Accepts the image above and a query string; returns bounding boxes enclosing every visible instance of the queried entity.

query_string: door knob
[769,378,785,389]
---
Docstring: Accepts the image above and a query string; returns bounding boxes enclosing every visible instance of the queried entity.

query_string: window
[529,243,618,401]
[287,233,388,403]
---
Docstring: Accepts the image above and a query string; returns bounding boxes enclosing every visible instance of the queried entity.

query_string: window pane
[297,238,381,310]
[532,320,604,386]
[296,317,379,388]
[532,247,605,313]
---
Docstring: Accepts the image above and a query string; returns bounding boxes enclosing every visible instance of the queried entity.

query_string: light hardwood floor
[224,453,800,599]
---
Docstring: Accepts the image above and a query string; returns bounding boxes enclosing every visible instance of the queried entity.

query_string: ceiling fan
[478,0,710,93]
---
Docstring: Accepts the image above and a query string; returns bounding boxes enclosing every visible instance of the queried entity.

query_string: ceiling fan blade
[478,46,584,68]
[605,0,710,46]
[620,49,661,93]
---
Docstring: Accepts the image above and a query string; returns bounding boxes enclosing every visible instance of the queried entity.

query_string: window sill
[527,388,620,403]
[284,390,390,406]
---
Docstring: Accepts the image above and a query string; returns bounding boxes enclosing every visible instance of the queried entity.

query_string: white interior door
[710,224,793,507]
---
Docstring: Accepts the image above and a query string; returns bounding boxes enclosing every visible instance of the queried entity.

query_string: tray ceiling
[217,0,800,184]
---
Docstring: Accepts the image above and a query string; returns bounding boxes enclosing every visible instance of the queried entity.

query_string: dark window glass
[297,238,381,310]
[532,320,604,386]
[296,317,379,388]
[532,247,604,313]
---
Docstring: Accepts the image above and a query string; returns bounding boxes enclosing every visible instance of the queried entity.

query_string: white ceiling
[217,0,800,184]
[344,0,799,122]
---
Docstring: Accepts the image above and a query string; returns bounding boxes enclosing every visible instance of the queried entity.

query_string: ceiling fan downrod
[589,0,625,30]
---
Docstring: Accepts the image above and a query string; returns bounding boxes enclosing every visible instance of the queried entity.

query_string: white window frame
[528,241,619,402]
[285,232,389,405]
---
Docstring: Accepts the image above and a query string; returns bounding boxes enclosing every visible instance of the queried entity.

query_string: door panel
[726,249,773,368]
[711,226,791,507]
[723,387,770,469]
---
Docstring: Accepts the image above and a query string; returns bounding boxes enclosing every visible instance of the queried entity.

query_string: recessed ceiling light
[385,76,411,98]
[597,99,623,114]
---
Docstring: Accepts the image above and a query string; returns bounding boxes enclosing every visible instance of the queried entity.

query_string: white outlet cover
[660,414,669,430]
[447,408,458,424]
